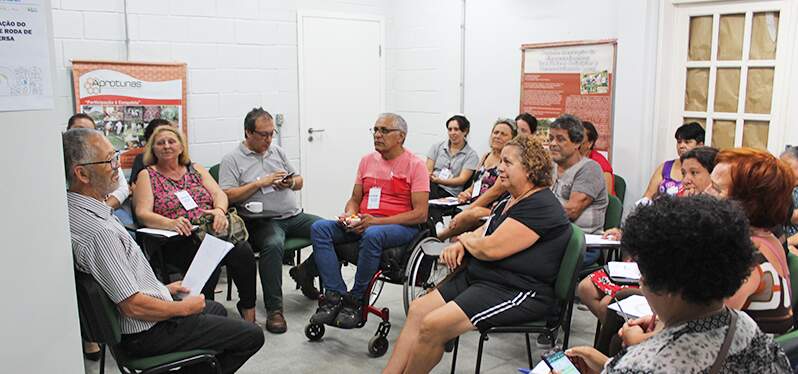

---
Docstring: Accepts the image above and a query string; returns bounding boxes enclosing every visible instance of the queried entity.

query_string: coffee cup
[244,201,263,213]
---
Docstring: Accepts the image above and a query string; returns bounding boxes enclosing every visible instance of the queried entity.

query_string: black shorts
[438,270,551,332]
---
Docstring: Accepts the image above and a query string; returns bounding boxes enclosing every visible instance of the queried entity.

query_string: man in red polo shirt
[309,113,430,329]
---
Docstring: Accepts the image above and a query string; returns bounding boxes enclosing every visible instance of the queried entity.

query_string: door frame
[296,10,386,208]
[653,0,798,159]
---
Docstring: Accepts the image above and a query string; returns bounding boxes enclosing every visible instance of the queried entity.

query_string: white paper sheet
[608,295,652,319]
[136,227,179,237]
[585,234,620,247]
[136,226,199,238]
[607,262,641,280]
[180,235,234,296]
[429,197,461,206]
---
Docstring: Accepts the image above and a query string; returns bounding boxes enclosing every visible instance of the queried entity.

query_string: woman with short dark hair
[640,122,705,202]
[426,115,479,199]
[565,196,791,373]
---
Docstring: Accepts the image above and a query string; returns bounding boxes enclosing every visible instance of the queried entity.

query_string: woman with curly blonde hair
[384,135,573,373]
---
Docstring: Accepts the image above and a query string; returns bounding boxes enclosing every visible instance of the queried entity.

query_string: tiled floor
[83,262,599,374]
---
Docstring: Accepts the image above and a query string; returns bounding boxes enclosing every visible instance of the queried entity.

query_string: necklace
[501,185,541,215]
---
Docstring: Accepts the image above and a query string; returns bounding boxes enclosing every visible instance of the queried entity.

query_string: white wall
[0,2,84,373]
[463,0,660,208]
[385,0,463,157]
[50,0,388,171]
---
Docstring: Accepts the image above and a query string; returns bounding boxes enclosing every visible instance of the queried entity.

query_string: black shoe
[334,293,364,329]
[289,266,321,300]
[311,291,342,325]
[536,333,554,348]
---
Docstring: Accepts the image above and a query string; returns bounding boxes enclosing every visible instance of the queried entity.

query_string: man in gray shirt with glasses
[219,107,323,334]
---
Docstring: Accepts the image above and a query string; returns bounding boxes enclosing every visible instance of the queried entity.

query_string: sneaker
[311,291,343,325]
[289,266,321,300]
[536,333,554,348]
[334,293,364,329]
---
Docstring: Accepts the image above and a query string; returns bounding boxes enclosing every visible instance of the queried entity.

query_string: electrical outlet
[275,113,284,127]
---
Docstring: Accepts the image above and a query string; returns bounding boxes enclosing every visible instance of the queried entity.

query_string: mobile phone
[542,350,580,374]
[281,172,295,182]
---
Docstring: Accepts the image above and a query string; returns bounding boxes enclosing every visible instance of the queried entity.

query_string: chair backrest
[788,252,798,319]
[554,224,586,302]
[613,174,626,203]
[74,270,123,347]
[604,195,623,231]
[209,163,220,182]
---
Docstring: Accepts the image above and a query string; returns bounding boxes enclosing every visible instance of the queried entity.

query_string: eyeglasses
[370,127,402,135]
[77,152,120,170]
[250,129,277,138]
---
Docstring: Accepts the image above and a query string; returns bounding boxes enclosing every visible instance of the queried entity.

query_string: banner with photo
[521,40,617,159]
[71,61,187,171]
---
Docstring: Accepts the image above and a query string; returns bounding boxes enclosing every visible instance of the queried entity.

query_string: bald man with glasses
[307,112,430,329]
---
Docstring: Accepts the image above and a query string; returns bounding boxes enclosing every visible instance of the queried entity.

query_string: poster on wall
[71,61,187,170]
[520,39,617,159]
[0,0,54,111]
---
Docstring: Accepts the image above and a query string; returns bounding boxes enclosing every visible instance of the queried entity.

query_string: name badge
[260,186,275,195]
[438,168,452,180]
[174,190,198,210]
[471,179,482,199]
[367,187,382,209]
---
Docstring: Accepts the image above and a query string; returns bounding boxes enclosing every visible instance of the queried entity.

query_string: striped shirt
[67,192,172,334]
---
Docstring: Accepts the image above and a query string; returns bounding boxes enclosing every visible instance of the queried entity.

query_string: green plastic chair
[74,271,220,374]
[450,224,586,372]
[209,164,220,182]
[605,195,623,230]
[787,252,798,329]
[613,174,626,204]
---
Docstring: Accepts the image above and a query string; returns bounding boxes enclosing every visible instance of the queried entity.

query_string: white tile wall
[385,0,463,157]
[51,0,390,172]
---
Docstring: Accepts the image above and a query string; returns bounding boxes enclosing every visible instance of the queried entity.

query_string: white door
[298,12,384,218]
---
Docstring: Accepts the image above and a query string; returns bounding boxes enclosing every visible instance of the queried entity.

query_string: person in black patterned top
[64,129,263,373]
[563,196,790,374]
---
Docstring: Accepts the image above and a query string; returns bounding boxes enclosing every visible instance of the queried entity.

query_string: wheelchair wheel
[368,335,389,357]
[305,322,325,341]
[403,238,451,314]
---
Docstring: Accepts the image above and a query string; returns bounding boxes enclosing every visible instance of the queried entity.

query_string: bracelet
[289,177,296,189]
[214,207,226,214]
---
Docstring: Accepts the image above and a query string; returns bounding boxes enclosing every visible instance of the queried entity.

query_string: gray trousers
[245,212,322,311]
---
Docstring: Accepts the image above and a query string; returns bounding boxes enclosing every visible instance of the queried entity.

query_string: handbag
[193,207,249,244]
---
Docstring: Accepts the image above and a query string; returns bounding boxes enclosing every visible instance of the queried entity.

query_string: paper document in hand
[585,234,620,246]
[429,197,460,206]
[607,262,641,280]
[180,235,234,296]
[608,295,652,319]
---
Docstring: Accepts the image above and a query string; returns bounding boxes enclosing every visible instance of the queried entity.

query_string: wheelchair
[304,223,451,357]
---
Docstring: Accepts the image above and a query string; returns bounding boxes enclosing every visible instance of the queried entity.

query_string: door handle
[308,128,326,134]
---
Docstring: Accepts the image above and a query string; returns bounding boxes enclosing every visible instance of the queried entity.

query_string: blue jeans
[311,220,418,299]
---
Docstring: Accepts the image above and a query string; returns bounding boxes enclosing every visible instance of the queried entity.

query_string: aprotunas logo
[84,76,143,95]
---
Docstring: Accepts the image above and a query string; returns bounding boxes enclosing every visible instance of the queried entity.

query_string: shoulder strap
[661,159,674,179]
[709,309,738,374]
[751,235,791,292]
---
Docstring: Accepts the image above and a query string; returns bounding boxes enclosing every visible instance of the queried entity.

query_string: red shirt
[589,150,615,196]
[356,150,430,217]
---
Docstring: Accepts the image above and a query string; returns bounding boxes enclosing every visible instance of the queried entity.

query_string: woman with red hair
[708,147,796,334]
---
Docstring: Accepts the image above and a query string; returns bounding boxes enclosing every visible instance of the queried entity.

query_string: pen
[612,296,630,324]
